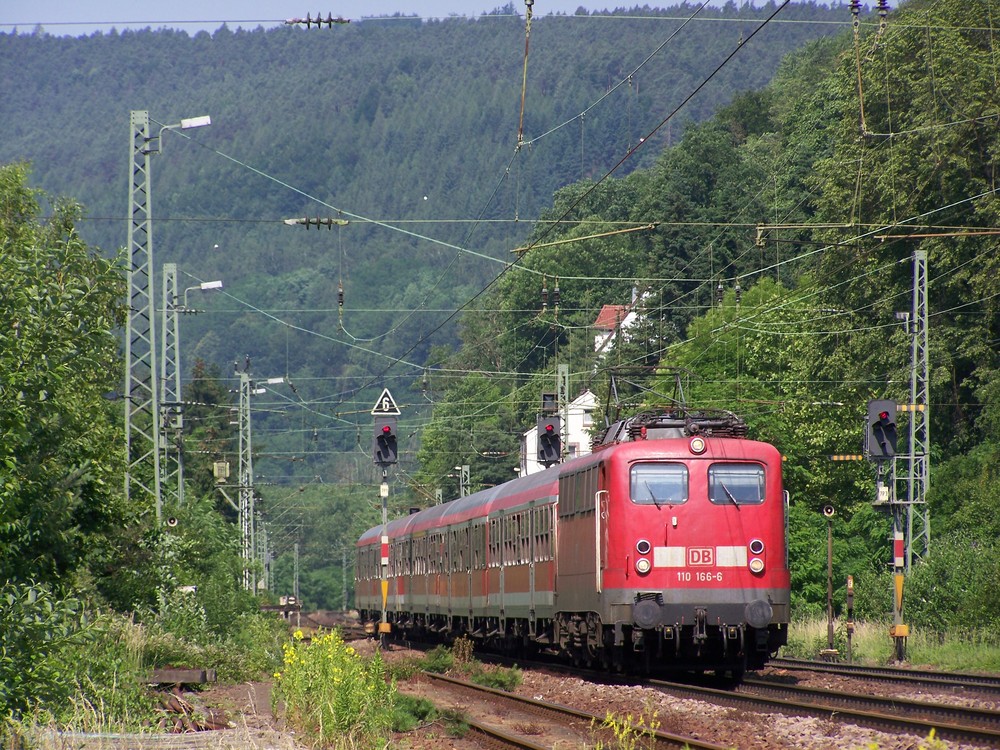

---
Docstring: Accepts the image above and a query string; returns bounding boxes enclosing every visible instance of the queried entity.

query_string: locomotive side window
[630,463,688,505]
[708,463,765,505]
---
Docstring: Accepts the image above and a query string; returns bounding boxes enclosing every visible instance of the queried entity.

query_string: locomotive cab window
[630,463,688,505]
[708,463,765,505]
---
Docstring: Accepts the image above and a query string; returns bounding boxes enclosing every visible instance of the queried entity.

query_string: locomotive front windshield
[630,463,688,505]
[708,463,765,505]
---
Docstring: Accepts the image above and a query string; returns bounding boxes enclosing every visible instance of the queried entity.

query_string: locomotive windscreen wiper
[720,482,740,509]
[644,481,662,509]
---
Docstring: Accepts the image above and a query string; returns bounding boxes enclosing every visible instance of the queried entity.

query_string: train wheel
[715,657,745,687]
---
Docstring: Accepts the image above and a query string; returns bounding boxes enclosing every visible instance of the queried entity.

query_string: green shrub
[273,629,395,749]
[469,664,522,692]
[0,582,87,721]
[391,694,438,732]
[422,645,454,674]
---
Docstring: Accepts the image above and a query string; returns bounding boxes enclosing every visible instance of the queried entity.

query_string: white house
[593,288,647,354]
[520,389,598,475]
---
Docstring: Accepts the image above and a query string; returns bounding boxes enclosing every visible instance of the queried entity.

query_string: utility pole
[904,249,930,566]
[160,265,223,513]
[125,110,162,521]
[237,366,256,591]
[293,540,300,601]
[160,263,184,511]
[125,111,210,522]
[557,364,569,461]
[258,515,269,592]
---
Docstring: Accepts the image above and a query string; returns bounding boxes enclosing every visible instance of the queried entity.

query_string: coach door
[555,463,605,612]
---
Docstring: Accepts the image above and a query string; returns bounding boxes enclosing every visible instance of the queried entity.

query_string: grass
[785,617,1000,672]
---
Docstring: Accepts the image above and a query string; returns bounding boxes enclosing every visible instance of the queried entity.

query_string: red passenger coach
[356,410,789,679]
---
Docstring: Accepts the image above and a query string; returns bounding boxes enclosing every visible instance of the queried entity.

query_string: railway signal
[866,399,897,459]
[537,415,561,466]
[373,416,398,465]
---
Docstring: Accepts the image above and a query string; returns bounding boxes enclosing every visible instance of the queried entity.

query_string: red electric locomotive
[356,410,789,678]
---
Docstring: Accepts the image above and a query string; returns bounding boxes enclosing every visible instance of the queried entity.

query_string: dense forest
[0,2,856,605]
[413,0,1000,623]
[2,0,999,641]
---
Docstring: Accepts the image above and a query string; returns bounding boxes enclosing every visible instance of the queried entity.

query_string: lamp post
[125,110,210,523]
[161,264,223,512]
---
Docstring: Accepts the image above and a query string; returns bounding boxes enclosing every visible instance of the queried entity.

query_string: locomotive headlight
[636,539,651,555]
[689,437,707,454]
[748,557,765,574]
[635,557,652,575]
[748,538,765,555]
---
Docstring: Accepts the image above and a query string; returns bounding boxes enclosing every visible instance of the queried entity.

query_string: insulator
[552,285,560,307]
[735,283,742,305]
[337,283,344,307]
[541,279,548,309]
[716,281,724,304]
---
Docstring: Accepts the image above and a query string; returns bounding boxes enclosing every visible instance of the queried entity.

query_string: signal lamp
[536,415,561,466]
[635,557,652,575]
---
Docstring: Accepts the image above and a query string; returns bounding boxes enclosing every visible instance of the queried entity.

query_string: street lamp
[145,115,212,154]
[182,279,224,311]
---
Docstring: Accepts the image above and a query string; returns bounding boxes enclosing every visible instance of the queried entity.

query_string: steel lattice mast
[905,249,930,566]
[125,110,163,520]
[238,368,256,591]
[160,262,185,511]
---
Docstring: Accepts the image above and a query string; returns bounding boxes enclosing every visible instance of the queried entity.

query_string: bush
[273,629,396,749]
[0,582,87,721]
[470,664,522,692]
[391,694,437,732]
[422,645,454,674]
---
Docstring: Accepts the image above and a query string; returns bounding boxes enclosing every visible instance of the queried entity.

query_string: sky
[0,0,704,37]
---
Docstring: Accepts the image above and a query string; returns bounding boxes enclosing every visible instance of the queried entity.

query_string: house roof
[594,304,629,330]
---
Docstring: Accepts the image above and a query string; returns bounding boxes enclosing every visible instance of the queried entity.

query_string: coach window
[630,463,688,505]
[708,463,765,505]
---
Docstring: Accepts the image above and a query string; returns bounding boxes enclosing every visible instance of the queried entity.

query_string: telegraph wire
[354,0,795,400]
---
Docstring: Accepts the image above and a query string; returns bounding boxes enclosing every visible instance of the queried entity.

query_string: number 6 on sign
[370,388,401,416]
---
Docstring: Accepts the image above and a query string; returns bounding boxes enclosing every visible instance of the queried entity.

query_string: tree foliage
[0,163,127,590]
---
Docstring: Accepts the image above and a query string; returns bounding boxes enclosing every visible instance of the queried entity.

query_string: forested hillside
[418,0,1000,622]
[4,0,998,631]
[0,2,861,604]
[0,2,849,443]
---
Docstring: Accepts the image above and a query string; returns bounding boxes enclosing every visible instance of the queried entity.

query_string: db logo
[688,547,714,566]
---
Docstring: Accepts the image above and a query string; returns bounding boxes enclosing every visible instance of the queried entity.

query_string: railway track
[416,672,732,750]
[744,676,1000,730]
[770,656,1000,693]
[651,677,1000,747]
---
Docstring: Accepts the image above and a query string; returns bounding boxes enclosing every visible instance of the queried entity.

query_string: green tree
[0,163,128,590]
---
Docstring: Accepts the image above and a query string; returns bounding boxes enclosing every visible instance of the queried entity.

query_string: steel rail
[743,677,1000,730]
[770,657,1000,692]
[424,672,732,750]
[650,678,1000,748]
